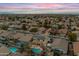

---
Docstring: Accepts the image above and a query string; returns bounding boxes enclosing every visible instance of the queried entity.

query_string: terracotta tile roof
[73,42,79,54]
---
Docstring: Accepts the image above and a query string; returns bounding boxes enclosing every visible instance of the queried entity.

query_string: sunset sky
[0,3,79,14]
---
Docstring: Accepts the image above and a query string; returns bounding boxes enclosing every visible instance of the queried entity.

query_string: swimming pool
[32,48,42,54]
[9,47,18,53]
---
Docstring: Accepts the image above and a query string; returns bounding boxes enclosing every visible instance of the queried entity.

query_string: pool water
[9,47,17,53]
[32,48,42,54]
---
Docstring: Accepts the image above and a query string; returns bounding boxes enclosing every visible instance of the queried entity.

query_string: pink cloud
[0,3,63,10]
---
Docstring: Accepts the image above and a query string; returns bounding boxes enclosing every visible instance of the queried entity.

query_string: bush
[30,28,38,32]
[22,24,27,30]
[0,25,9,30]
[58,25,63,29]
[53,49,63,56]
[68,32,77,42]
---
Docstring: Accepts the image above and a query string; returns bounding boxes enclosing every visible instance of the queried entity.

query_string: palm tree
[19,43,32,55]
[19,44,25,53]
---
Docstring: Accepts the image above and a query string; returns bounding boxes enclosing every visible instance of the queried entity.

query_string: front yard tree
[22,24,27,30]
[68,32,77,42]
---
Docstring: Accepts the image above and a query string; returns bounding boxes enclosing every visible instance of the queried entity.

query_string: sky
[0,3,79,14]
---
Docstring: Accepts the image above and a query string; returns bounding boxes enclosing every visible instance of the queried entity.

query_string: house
[58,29,68,34]
[13,33,33,42]
[0,45,10,56]
[9,24,22,30]
[32,34,50,41]
[0,31,10,37]
[51,38,68,55]
[32,34,50,46]
[73,42,79,56]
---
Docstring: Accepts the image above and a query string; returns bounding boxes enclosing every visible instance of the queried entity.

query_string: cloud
[0,3,79,14]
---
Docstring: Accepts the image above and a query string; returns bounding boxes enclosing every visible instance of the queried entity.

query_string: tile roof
[73,42,79,54]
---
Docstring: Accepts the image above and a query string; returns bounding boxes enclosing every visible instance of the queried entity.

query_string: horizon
[0,3,79,14]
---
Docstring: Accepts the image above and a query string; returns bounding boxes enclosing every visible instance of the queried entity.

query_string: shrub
[30,28,38,32]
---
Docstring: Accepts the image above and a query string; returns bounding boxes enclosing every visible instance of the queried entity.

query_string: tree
[22,24,27,30]
[25,44,32,55]
[30,28,38,32]
[19,44,25,53]
[21,20,26,23]
[77,23,79,27]
[43,20,47,27]
[0,24,9,30]
[38,22,42,27]
[53,49,63,56]
[68,32,77,42]
[43,20,51,28]
[58,24,63,29]
[19,43,32,55]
